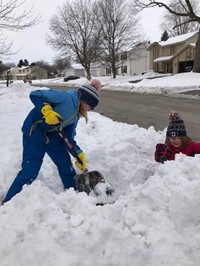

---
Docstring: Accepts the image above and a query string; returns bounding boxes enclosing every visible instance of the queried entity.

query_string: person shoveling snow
[2,79,113,205]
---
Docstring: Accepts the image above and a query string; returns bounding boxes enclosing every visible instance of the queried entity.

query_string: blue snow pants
[3,129,76,203]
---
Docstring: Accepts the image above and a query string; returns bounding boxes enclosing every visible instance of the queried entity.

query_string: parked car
[63,75,80,82]
[184,65,193,72]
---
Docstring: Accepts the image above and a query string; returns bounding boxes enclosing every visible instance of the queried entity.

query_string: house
[64,63,85,77]
[117,42,149,75]
[4,66,19,80]
[3,65,48,81]
[63,43,149,78]
[90,61,107,77]
[28,65,48,80]
[147,31,199,74]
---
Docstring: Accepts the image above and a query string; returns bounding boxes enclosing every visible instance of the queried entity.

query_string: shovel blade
[74,170,113,196]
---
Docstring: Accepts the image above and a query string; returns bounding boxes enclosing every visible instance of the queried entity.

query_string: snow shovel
[54,124,114,197]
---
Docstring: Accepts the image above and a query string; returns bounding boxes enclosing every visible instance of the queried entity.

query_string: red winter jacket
[155,140,200,162]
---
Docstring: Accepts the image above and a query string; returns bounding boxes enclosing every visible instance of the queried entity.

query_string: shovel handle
[55,125,83,165]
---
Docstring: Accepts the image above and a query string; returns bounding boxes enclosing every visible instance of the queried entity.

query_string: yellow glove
[75,152,87,171]
[41,104,62,125]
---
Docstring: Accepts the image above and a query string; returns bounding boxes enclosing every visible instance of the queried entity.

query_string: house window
[185,47,192,60]
[153,46,159,59]
[121,65,127,74]
[106,68,111,75]
[115,54,119,61]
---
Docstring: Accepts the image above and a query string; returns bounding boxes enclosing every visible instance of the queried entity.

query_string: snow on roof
[147,31,198,50]
[90,62,102,68]
[16,73,28,76]
[154,56,173,62]
[71,63,84,69]
[19,66,30,69]
[159,31,198,47]
[188,43,196,48]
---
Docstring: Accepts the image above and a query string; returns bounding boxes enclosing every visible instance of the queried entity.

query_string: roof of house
[147,31,198,50]
[159,31,198,47]
[71,63,84,70]
[90,62,102,68]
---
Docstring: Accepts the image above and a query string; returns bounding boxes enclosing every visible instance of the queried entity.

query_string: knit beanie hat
[166,111,187,137]
[79,79,101,110]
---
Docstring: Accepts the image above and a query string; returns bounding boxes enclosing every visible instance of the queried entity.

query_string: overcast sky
[3,0,164,65]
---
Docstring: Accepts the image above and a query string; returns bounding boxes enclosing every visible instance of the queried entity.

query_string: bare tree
[53,56,71,76]
[95,0,143,78]
[3,62,16,68]
[132,0,200,72]
[0,0,40,58]
[0,36,12,57]
[47,0,102,80]
[0,0,40,31]
[0,61,10,74]
[160,0,199,36]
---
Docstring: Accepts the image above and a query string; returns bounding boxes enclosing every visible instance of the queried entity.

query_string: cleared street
[96,90,200,141]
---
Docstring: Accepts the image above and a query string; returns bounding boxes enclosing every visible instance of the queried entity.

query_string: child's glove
[156,143,171,163]
[75,152,87,171]
[41,104,62,125]
[156,143,167,153]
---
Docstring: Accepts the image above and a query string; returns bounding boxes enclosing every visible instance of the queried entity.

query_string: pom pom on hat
[168,111,180,121]
[166,111,187,137]
[79,79,101,110]
[90,79,101,90]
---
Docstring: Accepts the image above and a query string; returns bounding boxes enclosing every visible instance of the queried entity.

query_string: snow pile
[0,77,200,266]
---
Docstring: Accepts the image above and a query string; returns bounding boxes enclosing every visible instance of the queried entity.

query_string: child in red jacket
[155,111,200,163]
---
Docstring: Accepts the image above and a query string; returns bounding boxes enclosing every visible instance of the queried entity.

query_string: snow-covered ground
[33,71,200,96]
[0,72,200,266]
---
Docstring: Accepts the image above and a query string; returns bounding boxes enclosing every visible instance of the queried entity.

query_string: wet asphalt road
[33,83,200,141]
[96,90,200,142]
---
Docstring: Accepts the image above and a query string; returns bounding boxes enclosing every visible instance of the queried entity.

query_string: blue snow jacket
[22,88,82,155]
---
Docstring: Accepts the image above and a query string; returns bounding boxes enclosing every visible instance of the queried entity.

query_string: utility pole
[6,70,10,87]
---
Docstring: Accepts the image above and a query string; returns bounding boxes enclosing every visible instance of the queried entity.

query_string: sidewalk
[181,89,200,96]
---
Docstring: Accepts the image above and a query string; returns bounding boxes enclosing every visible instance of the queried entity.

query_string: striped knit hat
[79,79,101,110]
